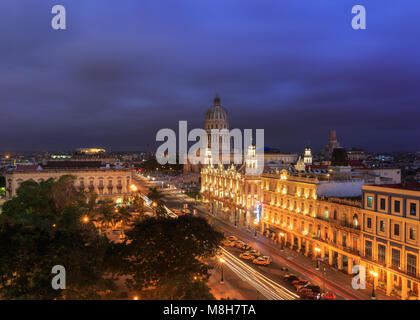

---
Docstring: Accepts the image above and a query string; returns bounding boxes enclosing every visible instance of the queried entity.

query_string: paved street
[133,174,399,301]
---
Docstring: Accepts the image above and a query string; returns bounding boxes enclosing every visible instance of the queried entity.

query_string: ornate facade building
[5,161,132,202]
[200,159,420,300]
[260,169,363,276]
[361,184,420,300]
[200,145,261,227]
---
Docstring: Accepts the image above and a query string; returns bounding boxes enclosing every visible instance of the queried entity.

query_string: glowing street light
[253,219,258,238]
[369,270,378,299]
[130,184,138,192]
[279,232,285,251]
[219,257,225,284]
[133,296,139,300]
[315,247,321,270]
[82,216,89,223]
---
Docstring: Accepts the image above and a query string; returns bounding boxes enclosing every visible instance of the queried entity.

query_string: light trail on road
[219,247,299,300]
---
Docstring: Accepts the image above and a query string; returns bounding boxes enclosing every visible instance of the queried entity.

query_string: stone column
[386,270,392,296]
[401,277,408,300]
[328,248,333,266]
[347,257,354,275]
[337,254,343,270]
[297,237,302,252]
[305,241,310,256]
[417,283,420,301]
[290,234,294,249]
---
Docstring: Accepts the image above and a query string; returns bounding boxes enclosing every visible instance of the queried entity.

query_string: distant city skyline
[1,1,419,153]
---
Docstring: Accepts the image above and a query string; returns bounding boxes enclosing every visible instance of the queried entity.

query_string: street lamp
[369,270,378,299]
[253,219,258,238]
[314,247,321,270]
[130,184,138,192]
[279,232,285,251]
[82,216,89,223]
[219,257,225,284]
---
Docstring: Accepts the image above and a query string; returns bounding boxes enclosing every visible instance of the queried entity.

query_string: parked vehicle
[221,239,234,246]
[252,256,271,266]
[280,266,289,271]
[227,236,238,242]
[297,285,321,300]
[321,292,337,300]
[239,252,255,260]
[283,274,300,282]
[292,279,310,290]
[246,249,261,257]
[234,240,247,249]
[242,244,253,251]
[182,209,191,214]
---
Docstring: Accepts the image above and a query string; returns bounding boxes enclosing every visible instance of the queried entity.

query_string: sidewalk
[194,203,398,301]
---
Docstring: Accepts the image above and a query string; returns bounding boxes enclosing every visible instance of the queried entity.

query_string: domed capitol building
[204,94,230,150]
[183,94,298,173]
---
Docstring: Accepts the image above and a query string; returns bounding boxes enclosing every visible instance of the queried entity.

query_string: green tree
[0,175,121,299]
[123,215,223,299]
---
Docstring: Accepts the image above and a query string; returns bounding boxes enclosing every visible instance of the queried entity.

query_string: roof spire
[214,93,220,106]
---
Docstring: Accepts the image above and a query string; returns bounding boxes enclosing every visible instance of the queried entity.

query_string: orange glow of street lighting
[253,219,258,226]
[82,216,89,223]
[130,184,138,192]
[133,296,139,300]
[279,232,285,237]
[369,270,378,277]
[315,247,321,253]
[219,257,225,263]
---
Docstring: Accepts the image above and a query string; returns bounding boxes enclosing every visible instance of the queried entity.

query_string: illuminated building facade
[260,169,364,276]
[5,162,132,202]
[200,145,261,227]
[201,159,420,300]
[361,184,420,300]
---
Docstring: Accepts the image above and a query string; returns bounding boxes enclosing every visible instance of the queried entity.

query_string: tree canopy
[0,175,223,300]
[123,215,223,299]
[0,176,120,299]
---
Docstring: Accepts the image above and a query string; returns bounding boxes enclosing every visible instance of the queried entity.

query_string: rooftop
[369,183,420,191]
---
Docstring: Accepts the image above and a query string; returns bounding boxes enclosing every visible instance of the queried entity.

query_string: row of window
[366,194,418,217]
[366,217,417,241]
[365,240,417,276]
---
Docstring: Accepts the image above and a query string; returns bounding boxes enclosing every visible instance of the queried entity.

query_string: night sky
[1,0,419,153]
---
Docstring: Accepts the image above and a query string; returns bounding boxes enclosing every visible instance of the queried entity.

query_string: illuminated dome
[204,94,229,131]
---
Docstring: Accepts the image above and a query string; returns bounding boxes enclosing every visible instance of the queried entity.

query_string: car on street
[252,256,271,266]
[173,209,182,214]
[182,209,191,214]
[297,284,321,300]
[242,244,253,251]
[227,236,238,242]
[233,240,247,249]
[283,274,300,282]
[239,252,255,260]
[280,266,289,271]
[292,279,311,290]
[321,292,337,300]
[246,249,261,257]
[221,239,234,247]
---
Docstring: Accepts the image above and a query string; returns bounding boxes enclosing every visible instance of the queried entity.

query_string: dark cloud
[0,0,419,153]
